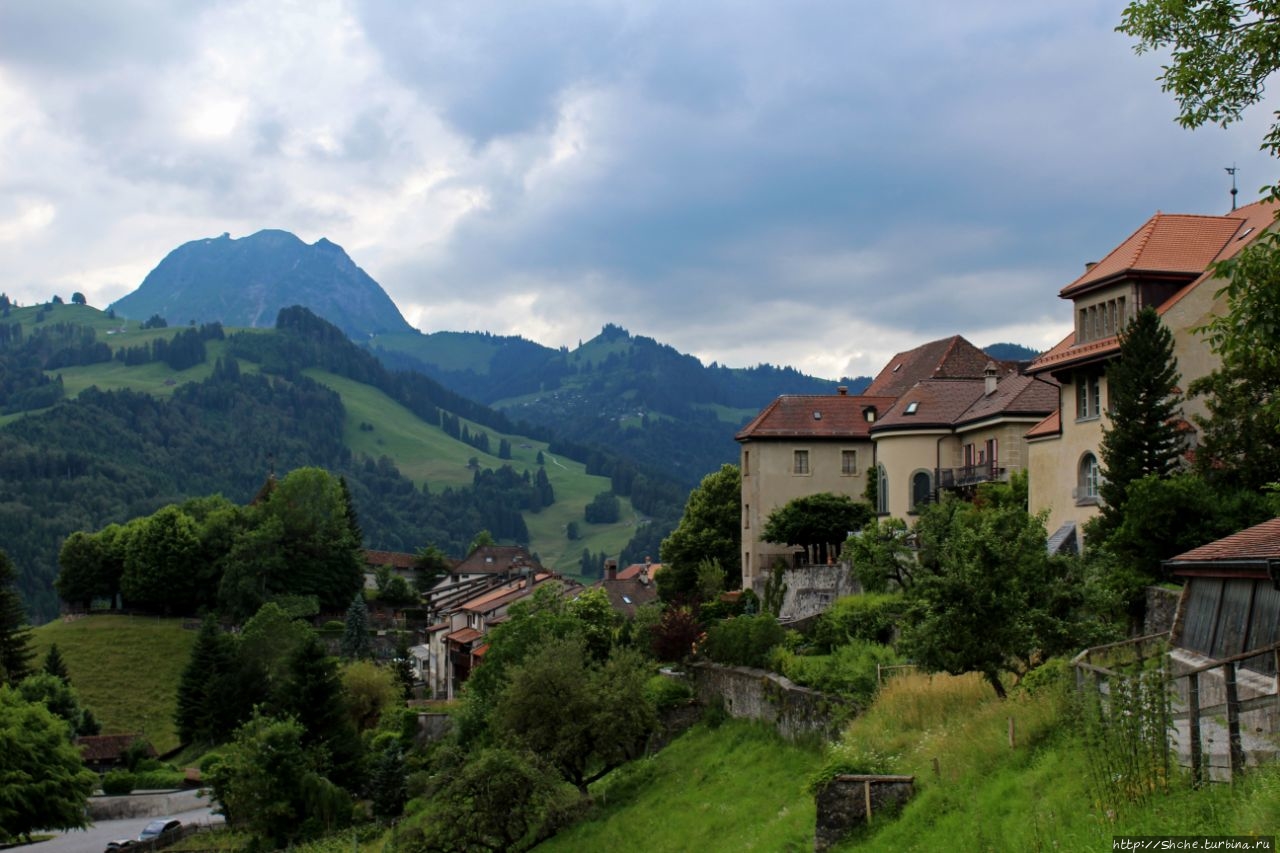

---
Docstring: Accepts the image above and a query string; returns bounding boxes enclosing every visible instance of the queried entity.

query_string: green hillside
[19,305,637,577]
[31,615,196,754]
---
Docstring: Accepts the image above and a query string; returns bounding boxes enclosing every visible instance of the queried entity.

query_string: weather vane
[1226,164,1238,211]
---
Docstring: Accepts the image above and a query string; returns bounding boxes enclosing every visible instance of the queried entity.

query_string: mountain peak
[109,229,413,339]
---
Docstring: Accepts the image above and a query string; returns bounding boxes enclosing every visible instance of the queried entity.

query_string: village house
[593,558,660,619]
[1025,200,1278,551]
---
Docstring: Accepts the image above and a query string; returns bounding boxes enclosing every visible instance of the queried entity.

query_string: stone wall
[415,712,453,747]
[814,775,915,852]
[777,562,858,623]
[1144,585,1181,636]
[689,661,851,741]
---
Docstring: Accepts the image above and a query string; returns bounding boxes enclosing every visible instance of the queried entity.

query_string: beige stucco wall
[739,438,871,588]
[872,431,944,520]
[1161,274,1229,426]
[1027,374,1106,541]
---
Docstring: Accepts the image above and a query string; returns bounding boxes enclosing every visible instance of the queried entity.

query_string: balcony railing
[936,463,1006,490]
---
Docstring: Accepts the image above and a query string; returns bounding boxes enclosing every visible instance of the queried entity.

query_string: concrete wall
[814,775,916,852]
[689,661,851,741]
[776,562,858,623]
[88,788,206,821]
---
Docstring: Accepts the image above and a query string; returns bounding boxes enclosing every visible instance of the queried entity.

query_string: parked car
[104,841,135,852]
[138,818,181,842]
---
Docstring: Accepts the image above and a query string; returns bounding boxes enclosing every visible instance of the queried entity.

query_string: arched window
[910,470,932,511]
[876,464,889,514]
[1078,453,1100,503]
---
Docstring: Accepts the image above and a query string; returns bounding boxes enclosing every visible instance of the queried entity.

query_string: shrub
[132,769,186,790]
[700,614,787,669]
[810,593,905,652]
[772,640,901,703]
[102,770,136,796]
[643,674,695,711]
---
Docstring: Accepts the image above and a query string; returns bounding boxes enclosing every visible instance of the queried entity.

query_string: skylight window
[904,401,919,415]
[892,363,902,372]
[1238,227,1255,241]
[813,411,822,420]
[622,595,633,604]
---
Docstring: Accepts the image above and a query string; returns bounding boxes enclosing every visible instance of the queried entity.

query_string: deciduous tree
[0,685,96,842]
[658,463,741,600]
[762,492,873,567]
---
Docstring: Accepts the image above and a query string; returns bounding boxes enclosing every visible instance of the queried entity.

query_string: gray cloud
[0,0,1272,378]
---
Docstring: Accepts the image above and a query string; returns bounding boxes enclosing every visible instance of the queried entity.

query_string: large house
[736,335,1051,589]
[1025,200,1277,550]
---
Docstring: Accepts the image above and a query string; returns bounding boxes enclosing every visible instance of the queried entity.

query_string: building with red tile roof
[1026,200,1278,549]
[737,335,1015,588]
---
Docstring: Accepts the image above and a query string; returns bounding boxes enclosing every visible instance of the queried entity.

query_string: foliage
[413,544,450,594]
[900,495,1093,698]
[761,558,787,617]
[16,672,100,736]
[238,602,315,685]
[566,586,619,662]
[102,770,136,796]
[274,634,363,786]
[695,558,726,601]
[700,614,787,669]
[491,638,657,793]
[340,593,372,660]
[368,742,408,821]
[0,550,33,685]
[121,505,202,612]
[762,492,874,566]
[42,642,69,682]
[658,464,742,600]
[404,746,572,852]
[206,712,352,849]
[176,617,262,746]
[643,674,695,711]
[843,518,915,592]
[1096,307,1183,538]
[1189,234,1280,488]
[0,685,96,842]
[648,607,702,663]
[339,660,399,732]
[583,491,621,524]
[771,639,900,704]
[1119,0,1280,198]
[810,593,906,652]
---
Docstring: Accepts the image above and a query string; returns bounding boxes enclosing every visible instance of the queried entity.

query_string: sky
[0,1,1274,380]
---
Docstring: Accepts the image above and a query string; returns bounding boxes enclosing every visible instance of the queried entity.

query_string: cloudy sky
[0,1,1273,379]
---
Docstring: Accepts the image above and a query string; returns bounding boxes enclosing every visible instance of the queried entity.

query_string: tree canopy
[658,463,741,600]
[762,492,873,567]
[0,685,96,842]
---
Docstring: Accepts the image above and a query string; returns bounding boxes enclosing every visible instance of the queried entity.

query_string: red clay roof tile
[1166,517,1280,566]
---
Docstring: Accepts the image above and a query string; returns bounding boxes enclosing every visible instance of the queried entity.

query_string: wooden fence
[1073,631,1280,784]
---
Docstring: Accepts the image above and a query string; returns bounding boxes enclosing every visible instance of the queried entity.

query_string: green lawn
[31,615,197,754]
[536,721,823,853]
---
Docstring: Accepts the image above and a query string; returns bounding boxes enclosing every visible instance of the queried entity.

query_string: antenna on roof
[1226,164,1238,211]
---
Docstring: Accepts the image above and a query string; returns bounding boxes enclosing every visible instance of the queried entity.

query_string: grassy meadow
[31,615,197,754]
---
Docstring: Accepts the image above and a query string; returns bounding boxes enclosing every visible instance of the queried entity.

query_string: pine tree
[1097,308,1183,536]
[277,634,363,787]
[43,644,70,683]
[340,593,372,660]
[0,551,34,686]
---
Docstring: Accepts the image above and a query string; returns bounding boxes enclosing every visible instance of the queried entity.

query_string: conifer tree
[1097,308,1183,536]
[43,644,70,683]
[340,593,372,660]
[0,551,33,686]
[276,634,363,786]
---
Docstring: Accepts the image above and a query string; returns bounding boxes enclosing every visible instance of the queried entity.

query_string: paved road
[32,797,223,853]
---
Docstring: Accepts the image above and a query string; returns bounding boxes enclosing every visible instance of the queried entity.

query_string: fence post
[1223,661,1245,781]
[863,779,873,825]
[1187,671,1202,786]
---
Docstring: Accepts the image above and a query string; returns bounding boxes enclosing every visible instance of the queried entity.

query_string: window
[1076,374,1102,420]
[841,449,858,475]
[910,470,932,511]
[904,401,919,415]
[742,450,749,476]
[876,464,889,514]
[793,449,810,475]
[744,504,750,529]
[1078,452,1099,503]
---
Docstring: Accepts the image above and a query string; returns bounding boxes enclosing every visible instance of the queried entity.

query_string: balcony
[936,463,1006,490]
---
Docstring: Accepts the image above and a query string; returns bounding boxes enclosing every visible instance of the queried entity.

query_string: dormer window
[863,407,877,422]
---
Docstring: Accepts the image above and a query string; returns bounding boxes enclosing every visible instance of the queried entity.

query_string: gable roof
[595,576,660,618]
[78,734,155,763]
[1025,409,1061,440]
[863,335,997,397]
[618,562,662,580]
[362,549,419,570]
[1164,517,1280,573]
[735,393,896,441]
[452,545,541,576]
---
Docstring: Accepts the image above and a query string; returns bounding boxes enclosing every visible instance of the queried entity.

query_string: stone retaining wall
[1144,585,1181,635]
[777,563,858,623]
[814,774,915,851]
[689,661,851,741]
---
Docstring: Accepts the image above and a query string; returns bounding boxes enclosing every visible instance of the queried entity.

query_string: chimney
[837,385,848,396]
[1084,261,1097,272]
[984,361,998,396]
[605,559,618,581]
